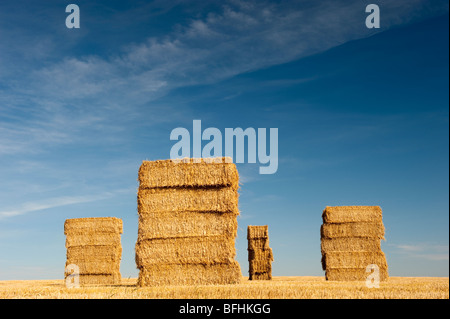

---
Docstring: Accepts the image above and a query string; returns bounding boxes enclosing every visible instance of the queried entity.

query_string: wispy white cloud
[0,189,130,220]
[0,0,447,157]
[391,243,449,261]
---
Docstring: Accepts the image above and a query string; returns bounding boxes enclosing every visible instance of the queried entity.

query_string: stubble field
[0,276,448,299]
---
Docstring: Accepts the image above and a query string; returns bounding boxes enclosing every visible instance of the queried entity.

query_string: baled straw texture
[248,248,273,261]
[321,222,385,239]
[137,261,242,287]
[66,245,122,262]
[320,206,388,281]
[249,260,272,273]
[135,236,236,266]
[322,206,383,224]
[247,225,273,280]
[136,158,241,286]
[248,238,270,251]
[247,225,269,239]
[137,211,238,240]
[322,251,388,269]
[64,217,123,235]
[250,273,272,280]
[65,260,120,275]
[65,232,122,248]
[321,238,381,254]
[64,218,123,288]
[325,268,389,281]
[138,187,239,214]
[139,158,239,190]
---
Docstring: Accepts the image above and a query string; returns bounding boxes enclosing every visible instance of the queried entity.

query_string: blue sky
[0,0,448,280]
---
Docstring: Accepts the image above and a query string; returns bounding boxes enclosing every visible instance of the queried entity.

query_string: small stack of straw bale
[321,206,389,281]
[64,217,123,286]
[135,157,242,286]
[247,225,273,280]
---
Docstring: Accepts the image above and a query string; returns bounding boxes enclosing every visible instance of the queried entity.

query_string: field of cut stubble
[0,276,448,299]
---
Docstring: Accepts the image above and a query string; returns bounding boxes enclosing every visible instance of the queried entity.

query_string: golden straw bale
[64,217,123,235]
[135,157,241,287]
[248,248,273,261]
[135,236,236,266]
[65,273,122,286]
[247,225,269,239]
[321,238,382,254]
[137,211,238,240]
[321,222,385,239]
[322,251,388,269]
[248,238,270,251]
[65,231,122,248]
[138,187,239,214]
[65,260,120,275]
[66,245,122,262]
[322,206,383,224]
[247,225,273,280]
[137,261,242,287]
[138,158,239,190]
[249,272,272,280]
[249,260,272,273]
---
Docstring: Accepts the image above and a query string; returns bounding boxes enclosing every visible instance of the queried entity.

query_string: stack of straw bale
[321,206,389,281]
[247,225,273,280]
[64,217,123,286]
[135,157,242,286]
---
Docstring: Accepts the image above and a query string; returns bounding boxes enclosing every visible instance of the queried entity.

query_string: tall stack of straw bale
[64,217,123,286]
[321,206,388,281]
[247,225,273,280]
[135,157,242,286]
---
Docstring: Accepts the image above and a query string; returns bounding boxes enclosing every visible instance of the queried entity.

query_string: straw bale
[248,238,270,251]
[321,222,385,239]
[135,236,236,266]
[66,245,122,262]
[249,260,272,273]
[249,273,272,280]
[325,268,389,281]
[64,217,123,235]
[137,261,242,286]
[322,251,388,269]
[65,260,120,275]
[137,211,237,240]
[321,238,381,254]
[65,231,122,248]
[248,248,273,261]
[138,158,239,190]
[247,225,269,239]
[65,273,122,286]
[322,206,383,224]
[138,187,239,214]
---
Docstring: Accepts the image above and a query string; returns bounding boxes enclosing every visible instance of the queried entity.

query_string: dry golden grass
[0,276,447,299]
